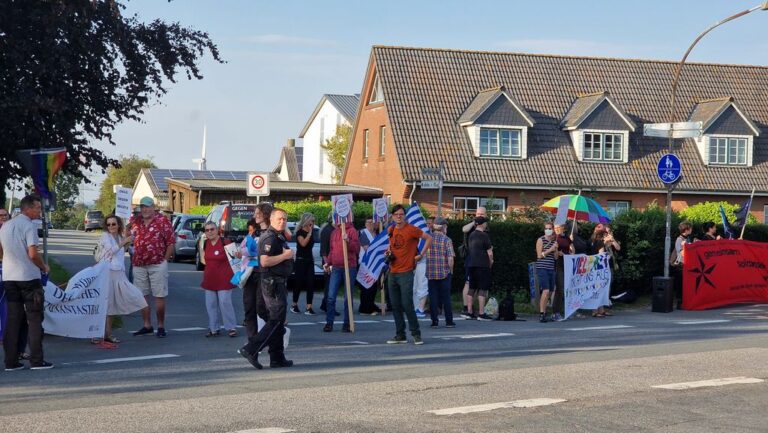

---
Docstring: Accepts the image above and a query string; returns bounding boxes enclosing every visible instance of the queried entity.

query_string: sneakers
[477,314,494,321]
[386,335,407,344]
[323,324,333,332]
[5,363,25,372]
[270,359,294,368]
[415,309,426,318]
[552,313,563,322]
[156,327,167,338]
[290,305,301,314]
[465,313,477,320]
[460,307,471,319]
[237,347,263,370]
[445,322,456,328]
[413,335,424,345]
[304,307,316,315]
[539,313,548,323]
[30,361,54,370]
[132,326,153,336]
[430,321,439,328]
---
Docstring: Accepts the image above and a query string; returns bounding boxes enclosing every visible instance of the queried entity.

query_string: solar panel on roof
[193,171,215,179]
[232,172,247,180]
[209,171,232,179]
[169,169,191,178]
[149,169,173,191]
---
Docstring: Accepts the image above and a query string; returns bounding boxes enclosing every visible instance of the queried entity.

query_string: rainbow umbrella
[541,194,612,224]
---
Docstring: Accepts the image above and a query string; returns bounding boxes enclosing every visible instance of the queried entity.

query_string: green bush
[187,205,214,216]
[679,201,758,225]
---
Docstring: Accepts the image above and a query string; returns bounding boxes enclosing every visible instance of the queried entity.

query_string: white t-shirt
[0,214,41,281]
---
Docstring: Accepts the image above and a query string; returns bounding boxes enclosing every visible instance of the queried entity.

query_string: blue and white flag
[406,202,430,253]
[356,230,391,289]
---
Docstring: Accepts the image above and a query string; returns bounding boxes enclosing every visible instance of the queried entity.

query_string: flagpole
[739,188,755,240]
[379,220,386,316]
[569,190,582,237]
[42,197,49,265]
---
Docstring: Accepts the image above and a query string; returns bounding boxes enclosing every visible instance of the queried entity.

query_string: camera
[385,252,396,264]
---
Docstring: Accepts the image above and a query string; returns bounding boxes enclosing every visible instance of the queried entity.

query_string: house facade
[299,94,359,184]
[342,46,768,222]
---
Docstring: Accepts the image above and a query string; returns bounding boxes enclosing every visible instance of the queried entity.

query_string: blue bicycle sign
[657,154,682,184]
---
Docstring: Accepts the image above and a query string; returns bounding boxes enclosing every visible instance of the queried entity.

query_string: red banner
[682,240,768,310]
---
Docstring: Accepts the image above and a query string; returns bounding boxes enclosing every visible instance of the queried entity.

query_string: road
[2,230,767,433]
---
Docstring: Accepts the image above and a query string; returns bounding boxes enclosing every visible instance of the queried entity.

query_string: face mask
[544,229,553,236]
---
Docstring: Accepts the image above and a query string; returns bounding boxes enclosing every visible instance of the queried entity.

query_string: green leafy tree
[95,155,156,214]
[679,201,758,226]
[0,0,223,205]
[321,124,352,183]
[49,172,84,228]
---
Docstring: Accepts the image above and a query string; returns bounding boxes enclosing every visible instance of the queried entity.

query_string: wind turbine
[193,125,207,170]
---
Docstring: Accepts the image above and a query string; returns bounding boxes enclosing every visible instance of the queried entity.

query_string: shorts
[468,267,490,298]
[537,267,556,291]
[133,261,169,298]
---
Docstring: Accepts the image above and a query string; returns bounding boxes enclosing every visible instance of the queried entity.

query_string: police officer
[238,208,294,369]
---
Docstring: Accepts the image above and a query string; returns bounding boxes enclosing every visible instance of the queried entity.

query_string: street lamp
[657,2,768,303]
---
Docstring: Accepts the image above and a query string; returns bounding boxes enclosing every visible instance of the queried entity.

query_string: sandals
[592,312,606,318]
[228,329,237,338]
[602,310,614,317]
[105,335,121,344]
[205,330,221,338]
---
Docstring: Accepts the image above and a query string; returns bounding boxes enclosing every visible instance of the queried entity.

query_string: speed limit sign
[247,172,270,197]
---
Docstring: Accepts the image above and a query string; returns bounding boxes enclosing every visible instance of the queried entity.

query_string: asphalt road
[2,230,767,433]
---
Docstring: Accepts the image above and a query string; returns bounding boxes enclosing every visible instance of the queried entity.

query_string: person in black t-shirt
[239,208,294,369]
[466,217,494,321]
[291,212,316,315]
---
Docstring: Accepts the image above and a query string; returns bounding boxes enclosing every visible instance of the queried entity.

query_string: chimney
[287,138,295,148]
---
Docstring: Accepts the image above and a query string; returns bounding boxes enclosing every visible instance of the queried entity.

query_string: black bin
[652,276,673,313]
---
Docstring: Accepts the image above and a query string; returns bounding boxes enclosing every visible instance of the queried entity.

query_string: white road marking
[439,333,515,340]
[171,327,207,332]
[354,320,379,323]
[429,398,566,415]
[566,325,634,331]
[285,322,316,326]
[66,354,180,365]
[675,320,731,325]
[383,319,396,323]
[229,428,295,433]
[653,377,764,390]
[344,341,370,345]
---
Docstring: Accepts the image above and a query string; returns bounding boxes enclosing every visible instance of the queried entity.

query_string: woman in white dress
[95,215,148,346]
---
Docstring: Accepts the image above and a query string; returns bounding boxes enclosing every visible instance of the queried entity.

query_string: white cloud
[240,34,336,47]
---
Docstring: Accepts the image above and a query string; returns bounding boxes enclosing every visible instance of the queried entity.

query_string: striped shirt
[536,236,557,270]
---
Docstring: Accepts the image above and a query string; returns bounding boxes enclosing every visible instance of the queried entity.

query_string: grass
[47,258,70,286]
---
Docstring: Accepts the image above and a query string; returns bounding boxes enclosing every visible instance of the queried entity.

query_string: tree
[0,0,223,205]
[49,172,84,229]
[95,154,156,214]
[321,124,352,183]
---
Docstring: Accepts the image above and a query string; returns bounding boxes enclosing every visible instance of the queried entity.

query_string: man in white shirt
[0,195,53,371]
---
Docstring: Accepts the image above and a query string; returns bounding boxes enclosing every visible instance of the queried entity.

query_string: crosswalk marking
[566,325,634,331]
[653,377,764,390]
[439,333,514,340]
[675,320,730,325]
[229,428,295,433]
[171,327,207,332]
[429,398,566,415]
[63,354,181,365]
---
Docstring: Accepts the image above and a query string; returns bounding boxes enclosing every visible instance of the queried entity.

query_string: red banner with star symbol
[682,240,768,310]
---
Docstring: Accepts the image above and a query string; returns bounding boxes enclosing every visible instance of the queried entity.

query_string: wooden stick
[739,187,755,240]
[341,223,355,332]
[379,220,386,316]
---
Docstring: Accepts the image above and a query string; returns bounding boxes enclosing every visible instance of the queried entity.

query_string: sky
[38,1,768,202]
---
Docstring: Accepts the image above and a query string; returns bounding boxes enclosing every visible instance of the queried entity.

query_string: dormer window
[561,91,636,164]
[689,97,760,167]
[458,86,534,160]
[480,128,521,157]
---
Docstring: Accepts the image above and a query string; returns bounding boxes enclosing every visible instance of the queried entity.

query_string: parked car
[196,203,258,271]
[83,210,104,232]
[170,214,205,262]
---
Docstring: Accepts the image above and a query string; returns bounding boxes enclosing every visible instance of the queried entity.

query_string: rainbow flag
[16,148,67,200]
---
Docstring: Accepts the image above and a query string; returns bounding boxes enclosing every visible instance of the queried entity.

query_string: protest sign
[115,187,133,220]
[43,262,110,338]
[372,198,389,223]
[563,253,612,319]
[332,194,353,225]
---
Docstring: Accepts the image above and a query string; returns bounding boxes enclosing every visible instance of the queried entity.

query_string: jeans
[204,289,237,332]
[3,280,44,367]
[388,270,420,338]
[428,275,453,324]
[326,267,357,326]
[245,275,288,361]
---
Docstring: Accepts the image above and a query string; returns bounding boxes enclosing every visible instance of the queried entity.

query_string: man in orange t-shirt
[385,204,432,345]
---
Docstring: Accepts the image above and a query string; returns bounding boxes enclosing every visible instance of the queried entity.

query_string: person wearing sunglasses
[94,215,147,348]
[199,221,237,338]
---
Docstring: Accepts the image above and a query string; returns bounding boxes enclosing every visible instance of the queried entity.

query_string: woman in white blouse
[95,215,148,347]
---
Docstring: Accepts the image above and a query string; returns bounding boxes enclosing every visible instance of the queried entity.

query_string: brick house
[342,46,768,222]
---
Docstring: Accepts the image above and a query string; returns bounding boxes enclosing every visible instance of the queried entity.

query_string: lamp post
[661,2,768,281]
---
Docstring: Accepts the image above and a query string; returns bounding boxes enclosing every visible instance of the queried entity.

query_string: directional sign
[247,172,270,197]
[421,167,441,177]
[644,122,702,139]
[421,180,440,189]
[657,154,682,184]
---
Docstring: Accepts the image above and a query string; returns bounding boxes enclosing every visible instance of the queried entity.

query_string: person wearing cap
[460,206,487,318]
[426,217,455,328]
[128,196,175,338]
[467,215,494,321]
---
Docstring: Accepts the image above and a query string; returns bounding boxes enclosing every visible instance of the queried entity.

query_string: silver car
[171,214,205,262]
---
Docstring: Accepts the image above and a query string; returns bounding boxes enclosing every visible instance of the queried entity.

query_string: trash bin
[652,276,673,313]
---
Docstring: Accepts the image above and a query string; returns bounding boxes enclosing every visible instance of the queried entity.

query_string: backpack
[669,236,684,267]
[498,296,517,321]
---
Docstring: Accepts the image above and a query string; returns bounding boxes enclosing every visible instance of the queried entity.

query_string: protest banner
[372,198,389,224]
[682,239,768,310]
[115,187,133,220]
[331,193,355,332]
[563,252,612,319]
[43,262,110,338]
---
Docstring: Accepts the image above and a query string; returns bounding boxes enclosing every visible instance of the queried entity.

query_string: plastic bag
[484,297,499,317]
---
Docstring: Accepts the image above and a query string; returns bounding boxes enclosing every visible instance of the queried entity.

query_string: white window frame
[363,129,369,159]
[369,73,384,104]
[607,200,631,219]
[583,131,623,162]
[764,205,768,225]
[478,127,522,158]
[480,197,506,213]
[708,135,749,166]
[453,196,479,213]
[379,126,386,156]
[570,129,629,163]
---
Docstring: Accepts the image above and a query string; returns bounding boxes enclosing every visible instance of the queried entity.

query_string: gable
[475,96,531,126]
[579,100,632,131]
[706,105,756,136]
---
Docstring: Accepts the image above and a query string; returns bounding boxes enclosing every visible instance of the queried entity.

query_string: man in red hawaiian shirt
[129,197,175,338]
